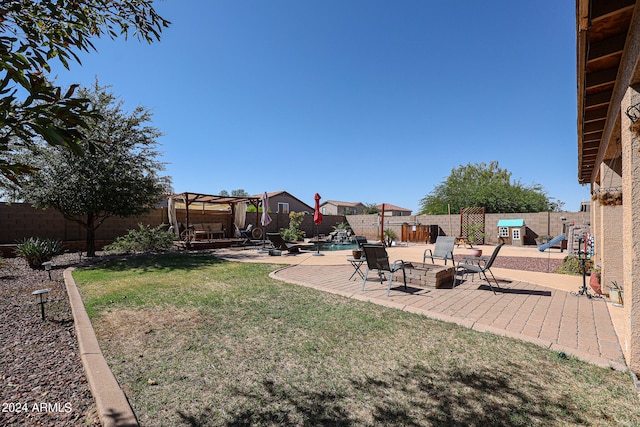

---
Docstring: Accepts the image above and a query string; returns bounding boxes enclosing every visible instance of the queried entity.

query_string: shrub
[15,237,63,268]
[332,222,351,231]
[556,254,593,275]
[281,212,306,242]
[383,228,398,246]
[105,224,175,253]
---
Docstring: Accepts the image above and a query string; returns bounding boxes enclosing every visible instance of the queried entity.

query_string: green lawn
[74,252,640,426]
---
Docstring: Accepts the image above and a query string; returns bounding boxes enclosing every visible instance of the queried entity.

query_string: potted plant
[383,228,397,247]
[608,281,624,306]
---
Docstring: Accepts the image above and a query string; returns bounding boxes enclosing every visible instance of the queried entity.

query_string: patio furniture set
[359,236,504,296]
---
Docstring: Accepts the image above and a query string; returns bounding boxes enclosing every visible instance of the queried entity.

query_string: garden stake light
[42,261,52,280]
[32,289,51,320]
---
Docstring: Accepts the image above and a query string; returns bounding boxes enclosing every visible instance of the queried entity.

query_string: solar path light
[32,289,51,320]
[42,261,53,280]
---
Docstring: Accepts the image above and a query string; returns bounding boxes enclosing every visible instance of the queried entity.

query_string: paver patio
[213,243,627,370]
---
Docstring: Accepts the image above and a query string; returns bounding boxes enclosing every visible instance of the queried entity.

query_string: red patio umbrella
[313,193,323,256]
[313,193,323,226]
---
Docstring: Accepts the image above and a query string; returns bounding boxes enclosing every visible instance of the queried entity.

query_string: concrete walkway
[214,243,627,370]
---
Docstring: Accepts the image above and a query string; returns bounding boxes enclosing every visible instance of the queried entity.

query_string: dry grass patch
[74,252,640,426]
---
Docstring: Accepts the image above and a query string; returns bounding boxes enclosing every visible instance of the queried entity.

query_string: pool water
[306,242,359,251]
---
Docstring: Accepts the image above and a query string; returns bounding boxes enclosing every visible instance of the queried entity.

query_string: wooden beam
[588,33,627,61]
[584,131,604,142]
[591,3,640,183]
[584,120,606,133]
[585,105,609,121]
[586,89,614,108]
[592,0,635,21]
[586,67,619,90]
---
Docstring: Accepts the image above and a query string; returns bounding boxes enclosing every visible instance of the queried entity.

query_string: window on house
[278,203,289,214]
[498,227,509,237]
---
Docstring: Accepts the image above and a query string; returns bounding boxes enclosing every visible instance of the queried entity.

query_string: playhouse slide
[537,234,566,252]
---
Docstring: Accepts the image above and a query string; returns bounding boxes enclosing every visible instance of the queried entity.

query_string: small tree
[16,82,170,256]
[281,212,306,242]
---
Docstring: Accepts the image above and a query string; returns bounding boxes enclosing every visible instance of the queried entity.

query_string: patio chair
[423,236,455,265]
[354,236,368,248]
[455,243,504,294]
[361,244,407,296]
[266,232,309,254]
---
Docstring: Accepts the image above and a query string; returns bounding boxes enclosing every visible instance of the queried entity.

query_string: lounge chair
[266,232,310,254]
[455,243,504,294]
[423,236,455,265]
[361,244,407,296]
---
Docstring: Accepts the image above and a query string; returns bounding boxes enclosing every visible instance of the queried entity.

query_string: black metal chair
[455,243,504,294]
[361,244,407,296]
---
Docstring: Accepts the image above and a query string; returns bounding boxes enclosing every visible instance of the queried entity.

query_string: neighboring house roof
[497,219,525,227]
[321,200,363,207]
[377,203,411,212]
[250,190,314,211]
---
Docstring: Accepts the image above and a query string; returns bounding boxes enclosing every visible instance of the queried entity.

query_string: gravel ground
[0,250,567,426]
[0,253,98,427]
[457,255,565,273]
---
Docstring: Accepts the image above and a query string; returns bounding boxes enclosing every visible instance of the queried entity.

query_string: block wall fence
[0,203,590,253]
[0,203,167,252]
[0,203,347,252]
[345,211,591,245]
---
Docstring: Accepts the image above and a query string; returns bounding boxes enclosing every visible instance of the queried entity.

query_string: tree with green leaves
[13,82,171,257]
[0,0,169,183]
[363,203,380,214]
[231,189,249,197]
[419,161,562,214]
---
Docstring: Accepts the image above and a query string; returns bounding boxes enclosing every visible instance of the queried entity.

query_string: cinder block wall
[346,211,590,244]
[0,203,167,245]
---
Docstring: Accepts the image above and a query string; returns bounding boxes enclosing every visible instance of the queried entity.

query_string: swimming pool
[306,242,359,251]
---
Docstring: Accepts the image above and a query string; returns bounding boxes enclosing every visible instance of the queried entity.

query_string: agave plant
[15,237,63,269]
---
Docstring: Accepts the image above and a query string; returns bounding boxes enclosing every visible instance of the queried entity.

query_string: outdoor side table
[348,258,366,280]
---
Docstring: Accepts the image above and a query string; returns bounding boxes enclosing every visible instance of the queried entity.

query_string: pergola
[167,192,262,241]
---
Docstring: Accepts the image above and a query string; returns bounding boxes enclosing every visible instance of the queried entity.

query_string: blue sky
[52,0,588,213]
